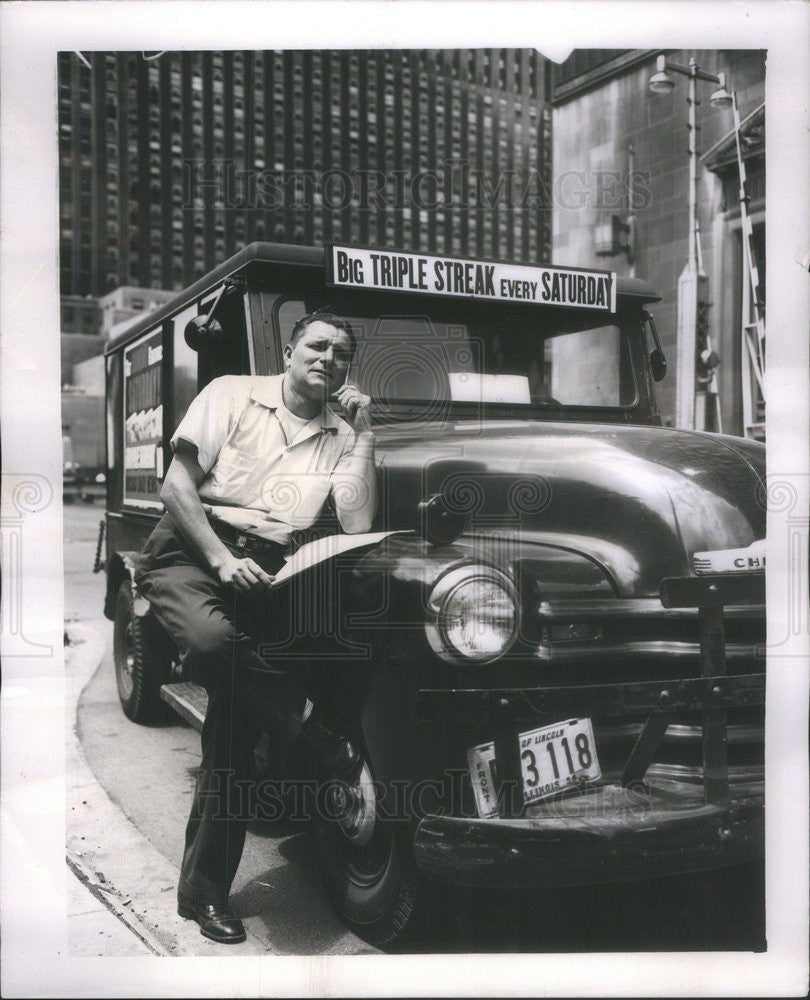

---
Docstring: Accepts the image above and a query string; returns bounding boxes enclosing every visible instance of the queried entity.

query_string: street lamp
[649,55,732,429]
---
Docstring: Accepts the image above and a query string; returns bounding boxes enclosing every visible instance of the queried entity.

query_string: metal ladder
[731,95,766,438]
[695,221,723,433]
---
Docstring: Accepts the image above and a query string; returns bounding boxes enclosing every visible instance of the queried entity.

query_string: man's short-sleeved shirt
[171,374,357,545]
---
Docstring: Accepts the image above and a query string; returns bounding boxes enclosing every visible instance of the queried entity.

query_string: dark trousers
[135,514,307,905]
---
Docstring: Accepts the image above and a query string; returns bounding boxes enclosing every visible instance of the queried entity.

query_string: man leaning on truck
[135,311,377,944]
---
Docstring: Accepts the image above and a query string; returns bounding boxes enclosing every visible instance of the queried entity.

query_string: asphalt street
[64,501,766,956]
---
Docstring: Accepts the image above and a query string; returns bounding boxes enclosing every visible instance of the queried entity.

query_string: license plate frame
[468,717,601,818]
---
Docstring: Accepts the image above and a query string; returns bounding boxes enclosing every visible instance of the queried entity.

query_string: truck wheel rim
[341,822,394,888]
[330,760,376,848]
[118,621,135,698]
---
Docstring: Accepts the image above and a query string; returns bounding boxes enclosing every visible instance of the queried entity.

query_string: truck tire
[113,579,172,723]
[314,754,430,949]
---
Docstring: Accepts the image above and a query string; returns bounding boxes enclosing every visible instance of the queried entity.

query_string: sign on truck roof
[106,241,658,355]
[327,243,617,312]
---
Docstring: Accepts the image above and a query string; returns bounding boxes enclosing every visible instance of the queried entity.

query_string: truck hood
[376,421,766,597]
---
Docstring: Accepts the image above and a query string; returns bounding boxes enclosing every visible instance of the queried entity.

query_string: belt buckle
[236,534,248,550]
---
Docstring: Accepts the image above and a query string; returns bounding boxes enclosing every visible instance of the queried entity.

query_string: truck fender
[104,550,152,621]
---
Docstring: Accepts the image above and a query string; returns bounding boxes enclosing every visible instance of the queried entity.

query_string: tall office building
[58,49,552,298]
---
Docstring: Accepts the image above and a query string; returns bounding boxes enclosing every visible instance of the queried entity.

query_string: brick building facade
[551,49,765,435]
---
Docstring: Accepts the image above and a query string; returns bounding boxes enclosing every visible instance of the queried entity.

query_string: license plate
[468,718,601,818]
[519,717,601,803]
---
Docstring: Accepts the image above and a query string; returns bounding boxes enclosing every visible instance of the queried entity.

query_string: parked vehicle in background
[63,404,106,504]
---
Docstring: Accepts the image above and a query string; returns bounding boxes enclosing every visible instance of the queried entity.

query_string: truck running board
[160,681,208,732]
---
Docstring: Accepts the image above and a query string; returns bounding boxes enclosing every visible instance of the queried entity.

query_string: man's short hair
[289,311,357,358]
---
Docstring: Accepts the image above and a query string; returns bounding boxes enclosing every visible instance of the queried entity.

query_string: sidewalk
[64,620,263,956]
[65,621,169,956]
[66,855,155,957]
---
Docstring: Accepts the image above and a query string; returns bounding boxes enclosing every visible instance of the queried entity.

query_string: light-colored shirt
[171,374,374,545]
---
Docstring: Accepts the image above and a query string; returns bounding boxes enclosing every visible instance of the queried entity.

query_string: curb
[64,619,275,956]
[66,849,170,957]
[65,620,182,954]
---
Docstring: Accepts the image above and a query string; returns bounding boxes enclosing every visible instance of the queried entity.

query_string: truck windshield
[275,297,638,417]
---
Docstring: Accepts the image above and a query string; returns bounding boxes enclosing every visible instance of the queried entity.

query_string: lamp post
[649,55,732,429]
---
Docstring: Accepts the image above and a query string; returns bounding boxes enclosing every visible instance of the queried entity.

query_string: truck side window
[105,353,123,509]
[549,325,633,406]
[172,304,199,429]
[276,299,307,353]
[196,286,251,388]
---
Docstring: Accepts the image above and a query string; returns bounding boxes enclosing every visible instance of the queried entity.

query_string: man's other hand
[334,383,373,435]
[213,551,276,591]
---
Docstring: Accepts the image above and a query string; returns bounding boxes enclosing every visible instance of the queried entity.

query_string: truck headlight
[426,566,519,663]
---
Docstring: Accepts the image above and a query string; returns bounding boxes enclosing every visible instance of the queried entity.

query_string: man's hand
[330,382,377,533]
[333,383,373,435]
[212,551,276,592]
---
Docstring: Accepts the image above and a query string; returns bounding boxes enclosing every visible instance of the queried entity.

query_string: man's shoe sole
[177,902,247,944]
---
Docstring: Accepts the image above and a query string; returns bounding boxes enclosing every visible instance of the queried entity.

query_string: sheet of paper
[272,530,405,585]
[449,372,532,404]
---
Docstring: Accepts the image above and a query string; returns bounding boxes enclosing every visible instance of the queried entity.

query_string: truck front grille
[532,595,765,785]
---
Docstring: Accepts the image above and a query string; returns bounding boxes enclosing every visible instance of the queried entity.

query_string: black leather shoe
[326,734,363,782]
[177,896,246,944]
[299,712,362,781]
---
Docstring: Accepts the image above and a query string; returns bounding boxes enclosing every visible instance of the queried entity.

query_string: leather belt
[208,518,287,568]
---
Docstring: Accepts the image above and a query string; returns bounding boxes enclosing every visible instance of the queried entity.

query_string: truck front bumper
[412,779,763,889]
[412,573,765,889]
